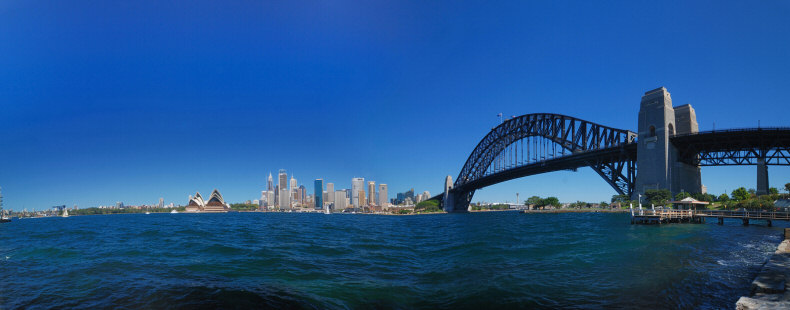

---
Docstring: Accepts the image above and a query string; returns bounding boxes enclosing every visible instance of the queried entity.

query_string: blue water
[0,212,784,309]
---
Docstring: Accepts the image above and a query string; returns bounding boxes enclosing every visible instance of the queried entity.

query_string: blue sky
[1,1,789,210]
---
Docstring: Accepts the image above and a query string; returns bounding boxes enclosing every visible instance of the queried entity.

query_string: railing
[631,208,790,220]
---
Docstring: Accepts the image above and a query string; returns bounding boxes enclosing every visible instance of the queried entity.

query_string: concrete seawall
[736,228,790,309]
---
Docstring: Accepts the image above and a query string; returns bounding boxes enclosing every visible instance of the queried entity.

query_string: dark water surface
[0,212,784,309]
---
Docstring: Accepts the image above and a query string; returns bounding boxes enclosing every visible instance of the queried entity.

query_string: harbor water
[0,212,784,309]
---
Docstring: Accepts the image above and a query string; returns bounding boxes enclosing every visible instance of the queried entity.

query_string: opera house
[185,189,230,212]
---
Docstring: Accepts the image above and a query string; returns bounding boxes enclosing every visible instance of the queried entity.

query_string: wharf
[631,208,790,226]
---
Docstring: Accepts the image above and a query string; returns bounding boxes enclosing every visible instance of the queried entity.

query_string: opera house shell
[185,189,230,212]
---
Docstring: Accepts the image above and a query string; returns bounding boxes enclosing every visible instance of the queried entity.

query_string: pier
[631,208,790,226]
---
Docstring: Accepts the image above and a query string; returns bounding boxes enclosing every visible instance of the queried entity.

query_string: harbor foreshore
[736,228,790,309]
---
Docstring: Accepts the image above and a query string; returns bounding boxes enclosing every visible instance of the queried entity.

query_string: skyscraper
[367,181,376,205]
[267,172,274,191]
[351,177,364,207]
[334,190,347,211]
[326,183,334,203]
[278,169,289,210]
[158,197,164,208]
[358,190,366,210]
[378,184,388,207]
[314,179,323,210]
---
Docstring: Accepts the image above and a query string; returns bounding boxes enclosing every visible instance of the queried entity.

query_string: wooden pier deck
[631,209,790,226]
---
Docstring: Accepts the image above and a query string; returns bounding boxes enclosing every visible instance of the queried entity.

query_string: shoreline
[736,228,790,309]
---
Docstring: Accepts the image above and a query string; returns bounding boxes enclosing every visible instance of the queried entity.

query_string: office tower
[278,170,289,209]
[298,185,306,204]
[378,184,388,207]
[314,179,323,210]
[334,190,347,211]
[358,190,366,210]
[423,191,430,199]
[351,178,364,207]
[290,175,297,193]
[278,169,287,191]
[367,181,376,205]
[158,197,164,208]
[326,183,334,203]
[266,191,274,208]
[267,172,274,191]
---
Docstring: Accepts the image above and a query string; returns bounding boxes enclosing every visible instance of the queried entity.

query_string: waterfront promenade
[631,209,790,226]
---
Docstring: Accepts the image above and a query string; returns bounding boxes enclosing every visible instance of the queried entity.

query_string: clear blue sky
[2,1,789,210]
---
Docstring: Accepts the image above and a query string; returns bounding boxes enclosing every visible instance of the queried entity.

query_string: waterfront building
[185,189,230,212]
[278,170,289,210]
[352,178,364,207]
[326,183,334,203]
[378,184,388,207]
[423,191,430,199]
[314,179,323,210]
[367,181,376,206]
[334,190,347,211]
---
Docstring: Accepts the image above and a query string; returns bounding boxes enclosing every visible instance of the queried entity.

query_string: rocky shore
[736,228,790,309]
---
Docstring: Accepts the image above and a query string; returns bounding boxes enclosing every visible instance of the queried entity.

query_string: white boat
[61,208,69,218]
[145,212,151,215]
[170,209,178,214]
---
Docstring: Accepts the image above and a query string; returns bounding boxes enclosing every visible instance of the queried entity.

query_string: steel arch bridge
[438,113,790,212]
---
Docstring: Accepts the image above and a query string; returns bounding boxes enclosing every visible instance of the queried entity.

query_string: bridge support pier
[757,158,769,196]
[743,218,750,226]
[767,219,773,227]
[718,217,724,225]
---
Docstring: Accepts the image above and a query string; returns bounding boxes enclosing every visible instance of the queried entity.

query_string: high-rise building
[278,170,289,210]
[378,184,388,207]
[358,190,366,210]
[267,173,274,191]
[158,197,164,208]
[351,178,364,207]
[290,175,298,193]
[326,183,335,203]
[367,181,376,205]
[298,185,306,204]
[266,191,274,208]
[314,179,323,210]
[334,190,347,211]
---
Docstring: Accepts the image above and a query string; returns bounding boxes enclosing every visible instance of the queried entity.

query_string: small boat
[145,212,151,215]
[61,208,69,218]
[170,209,178,214]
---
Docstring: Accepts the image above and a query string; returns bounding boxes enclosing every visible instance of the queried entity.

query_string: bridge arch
[448,113,637,211]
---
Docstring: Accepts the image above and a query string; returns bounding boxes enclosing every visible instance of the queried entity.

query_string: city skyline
[2,1,790,210]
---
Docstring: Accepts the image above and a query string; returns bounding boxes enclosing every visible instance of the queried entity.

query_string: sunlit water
[0,212,784,309]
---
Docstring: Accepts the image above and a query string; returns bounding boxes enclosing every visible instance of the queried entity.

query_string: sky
[1,1,789,210]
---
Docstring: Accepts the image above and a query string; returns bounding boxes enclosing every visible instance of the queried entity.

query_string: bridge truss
[672,128,790,166]
[452,114,637,208]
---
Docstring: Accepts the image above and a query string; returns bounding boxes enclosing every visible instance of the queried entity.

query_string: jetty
[630,207,790,226]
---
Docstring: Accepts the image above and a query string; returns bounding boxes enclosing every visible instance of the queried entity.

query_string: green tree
[675,191,691,200]
[718,193,730,202]
[785,183,790,193]
[525,196,542,206]
[543,197,561,208]
[769,187,779,195]
[599,201,609,208]
[644,189,672,206]
[732,187,751,201]
[415,199,441,213]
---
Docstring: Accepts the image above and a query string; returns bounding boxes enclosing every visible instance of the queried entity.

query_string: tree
[543,197,561,208]
[644,189,672,206]
[769,187,779,195]
[600,201,610,208]
[525,196,542,206]
[718,193,730,202]
[732,187,751,201]
[675,191,691,201]
[748,188,756,195]
[785,183,790,193]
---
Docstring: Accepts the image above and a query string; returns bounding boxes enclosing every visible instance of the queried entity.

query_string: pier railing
[631,208,790,220]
